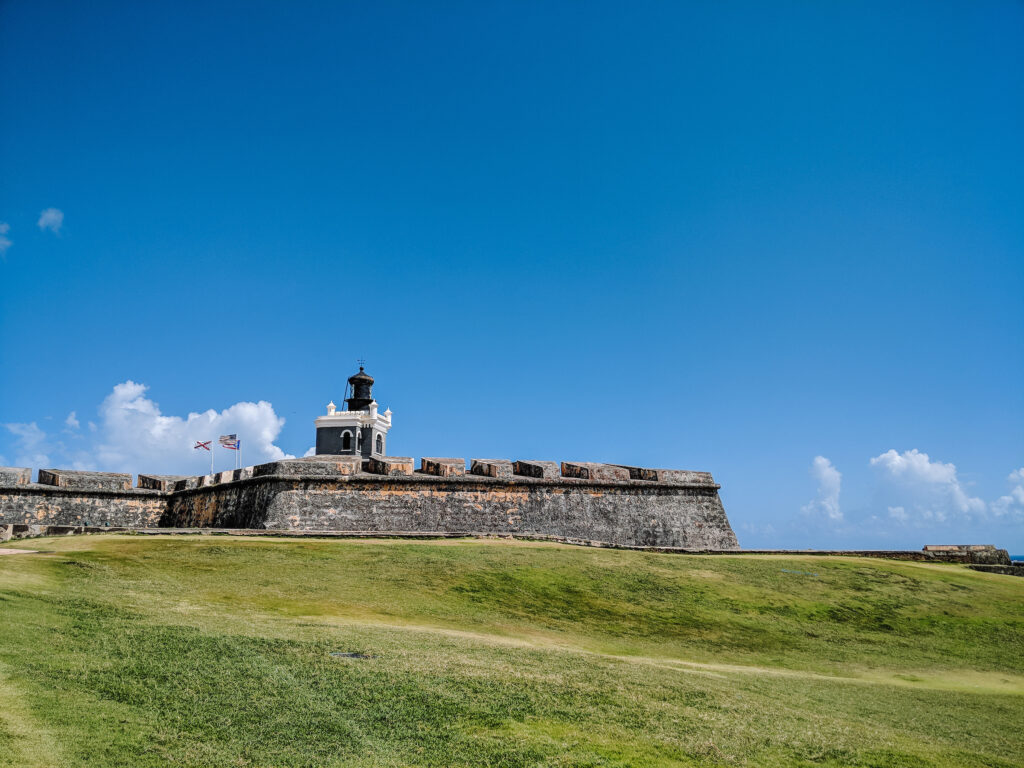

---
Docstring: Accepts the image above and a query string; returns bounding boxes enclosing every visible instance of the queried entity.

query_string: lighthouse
[314,366,392,457]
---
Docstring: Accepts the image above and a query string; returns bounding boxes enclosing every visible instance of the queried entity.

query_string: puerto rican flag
[219,434,240,450]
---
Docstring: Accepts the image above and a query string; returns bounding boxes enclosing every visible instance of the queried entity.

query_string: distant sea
[1011,554,1023,562]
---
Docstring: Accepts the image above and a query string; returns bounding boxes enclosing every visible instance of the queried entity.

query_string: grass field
[0,535,1021,767]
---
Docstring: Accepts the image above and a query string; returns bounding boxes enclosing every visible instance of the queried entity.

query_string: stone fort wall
[0,458,740,550]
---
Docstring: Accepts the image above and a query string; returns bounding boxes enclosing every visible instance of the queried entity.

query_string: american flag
[219,434,240,450]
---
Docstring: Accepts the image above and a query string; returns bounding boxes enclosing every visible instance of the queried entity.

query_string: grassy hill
[0,535,1021,767]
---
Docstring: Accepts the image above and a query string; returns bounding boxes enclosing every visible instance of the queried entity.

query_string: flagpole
[210,443,214,476]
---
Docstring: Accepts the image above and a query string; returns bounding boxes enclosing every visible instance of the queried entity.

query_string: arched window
[342,431,352,450]
[376,434,383,454]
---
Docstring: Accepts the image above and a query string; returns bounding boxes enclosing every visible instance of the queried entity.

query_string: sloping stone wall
[0,485,166,527]
[0,460,739,549]
[163,473,738,549]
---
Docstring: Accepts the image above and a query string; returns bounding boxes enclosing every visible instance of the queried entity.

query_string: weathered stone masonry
[0,459,740,549]
[0,486,166,528]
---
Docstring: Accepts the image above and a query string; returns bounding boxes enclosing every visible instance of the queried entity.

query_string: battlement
[0,457,722,492]
[0,457,737,550]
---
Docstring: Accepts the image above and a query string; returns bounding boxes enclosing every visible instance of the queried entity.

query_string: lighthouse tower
[314,366,392,457]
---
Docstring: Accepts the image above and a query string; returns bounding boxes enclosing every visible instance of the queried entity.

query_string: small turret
[345,367,375,411]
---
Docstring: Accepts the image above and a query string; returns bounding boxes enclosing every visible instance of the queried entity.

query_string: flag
[193,440,212,451]
[219,434,240,450]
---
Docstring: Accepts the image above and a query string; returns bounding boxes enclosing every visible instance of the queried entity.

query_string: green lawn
[0,535,1021,767]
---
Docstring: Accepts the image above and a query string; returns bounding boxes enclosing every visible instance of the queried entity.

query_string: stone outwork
[0,457,740,550]
[161,466,737,549]
[923,544,1010,565]
[968,564,1024,577]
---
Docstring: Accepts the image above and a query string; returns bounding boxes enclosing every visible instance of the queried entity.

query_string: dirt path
[0,549,38,556]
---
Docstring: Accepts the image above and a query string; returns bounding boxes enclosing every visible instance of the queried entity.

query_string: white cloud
[0,222,11,256]
[37,208,64,234]
[90,381,291,473]
[303,446,317,457]
[887,506,908,522]
[0,381,292,476]
[802,455,842,521]
[3,422,52,468]
[869,448,985,523]
[991,467,1024,521]
[65,411,80,430]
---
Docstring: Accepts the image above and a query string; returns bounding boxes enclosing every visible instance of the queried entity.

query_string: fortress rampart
[0,458,740,550]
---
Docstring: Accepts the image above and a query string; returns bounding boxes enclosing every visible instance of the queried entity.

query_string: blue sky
[1,1,1022,550]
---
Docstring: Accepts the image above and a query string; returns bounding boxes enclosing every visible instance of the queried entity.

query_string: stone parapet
[254,457,361,478]
[137,474,189,491]
[368,456,414,476]
[470,459,514,480]
[615,465,717,485]
[420,458,466,477]
[0,467,32,486]
[513,460,560,479]
[561,462,630,482]
[37,469,132,492]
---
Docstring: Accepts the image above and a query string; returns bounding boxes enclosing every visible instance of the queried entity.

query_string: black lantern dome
[344,367,375,411]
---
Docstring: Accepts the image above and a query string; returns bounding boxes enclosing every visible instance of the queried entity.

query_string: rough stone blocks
[0,467,32,486]
[37,469,132,492]
[470,459,513,480]
[421,458,466,477]
[172,477,201,492]
[137,474,188,491]
[649,469,714,484]
[254,457,361,478]
[561,462,630,482]
[368,456,414,476]
[616,466,715,484]
[513,460,560,479]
